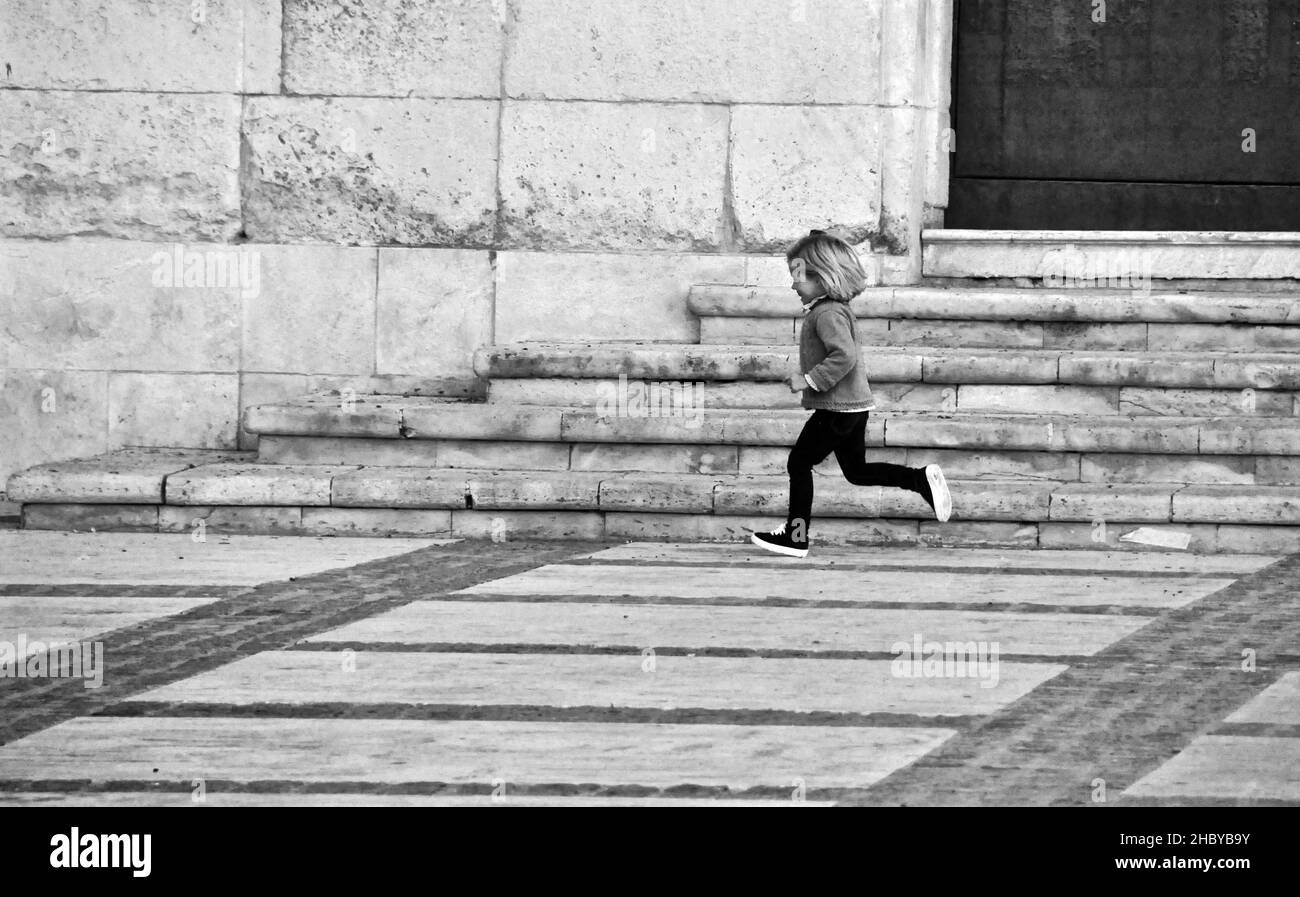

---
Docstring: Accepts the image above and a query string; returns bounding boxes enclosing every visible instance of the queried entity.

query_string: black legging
[785,410,920,537]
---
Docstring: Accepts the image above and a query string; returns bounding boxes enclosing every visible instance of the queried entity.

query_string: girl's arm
[804,305,859,391]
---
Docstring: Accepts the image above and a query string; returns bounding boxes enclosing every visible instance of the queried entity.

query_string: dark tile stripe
[570,558,1263,580]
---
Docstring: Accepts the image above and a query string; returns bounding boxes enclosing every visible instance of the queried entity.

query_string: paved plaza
[0,530,1296,806]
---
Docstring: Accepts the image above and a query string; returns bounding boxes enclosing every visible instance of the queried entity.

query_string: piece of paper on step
[1119,527,1191,550]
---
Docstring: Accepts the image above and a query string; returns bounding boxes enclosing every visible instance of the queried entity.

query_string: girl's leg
[785,410,844,539]
[833,413,924,491]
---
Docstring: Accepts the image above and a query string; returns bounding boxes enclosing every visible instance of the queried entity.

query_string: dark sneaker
[915,464,952,522]
[750,522,809,558]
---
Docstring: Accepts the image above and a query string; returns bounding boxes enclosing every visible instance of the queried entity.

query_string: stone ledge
[689,285,1300,324]
[5,449,253,504]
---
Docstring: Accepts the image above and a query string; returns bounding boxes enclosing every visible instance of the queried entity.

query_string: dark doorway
[946,0,1300,230]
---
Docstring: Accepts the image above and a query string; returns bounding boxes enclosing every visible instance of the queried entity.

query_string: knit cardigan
[798,297,876,412]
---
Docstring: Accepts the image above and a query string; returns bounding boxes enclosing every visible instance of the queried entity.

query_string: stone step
[20,502,1300,553]
[689,284,1300,326]
[16,459,1300,527]
[244,397,1300,456]
[919,229,1300,281]
[254,437,1300,487]
[488,378,1300,418]
[476,342,1300,390]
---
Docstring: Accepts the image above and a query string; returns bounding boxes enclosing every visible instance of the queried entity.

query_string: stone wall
[0,0,952,489]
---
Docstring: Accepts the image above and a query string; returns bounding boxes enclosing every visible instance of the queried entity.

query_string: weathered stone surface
[6,449,247,504]
[495,253,743,343]
[377,249,492,379]
[572,444,739,476]
[958,385,1119,416]
[242,97,498,244]
[499,102,727,251]
[1146,323,1255,352]
[1041,322,1147,351]
[0,369,109,490]
[887,319,1045,349]
[598,475,720,513]
[1048,484,1177,522]
[873,383,951,411]
[256,435,438,467]
[1173,486,1300,524]
[433,440,571,471]
[244,397,406,439]
[0,240,241,371]
[241,245,376,375]
[885,415,1053,451]
[23,504,159,532]
[0,92,241,240]
[505,0,883,104]
[1119,388,1296,418]
[239,374,312,450]
[1198,421,1300,455]
[729,105,882,251]
[699,317,796,345]
[1080,453,1255,485]
[923,232,1300,281]
[904,449,1080,482]
[157,505,303,534]
[1255,325,1300,351]
[1037,521,1216,553]
[402,404,563,441]
[108,373,240,450]
[921,352,1058,384]
[1050,419,1200,454]
[331,468,467,509]
[713,477,882,518]
[1255,458,1300,485]
[1213,524,1300,554]
[466,471,603,510]
[1211,358,1300,391]
[451,509,603,541]
[917,521,1038,549]
[167,464,356,506]
[481,342,790,381]
[300,508,452,537]
[0,0,280,92]
[284,0,502,97]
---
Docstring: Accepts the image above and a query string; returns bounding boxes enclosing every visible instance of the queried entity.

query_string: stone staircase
[9,278,1300,553]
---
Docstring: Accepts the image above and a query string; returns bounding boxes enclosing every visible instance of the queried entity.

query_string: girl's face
[788,258,826,303]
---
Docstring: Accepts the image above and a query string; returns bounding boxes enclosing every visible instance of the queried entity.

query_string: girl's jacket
[798,297,876,412]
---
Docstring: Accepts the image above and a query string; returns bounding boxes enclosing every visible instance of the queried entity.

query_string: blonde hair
[785,230,868,302]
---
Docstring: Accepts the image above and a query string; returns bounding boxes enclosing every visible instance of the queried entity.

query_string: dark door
[947,0,1300,230]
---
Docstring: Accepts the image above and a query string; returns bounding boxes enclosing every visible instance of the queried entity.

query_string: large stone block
[0,369,109,489]
[465,471,603,511]
[1119,388,1296,418]
[300,508,452,538]
[377,249,492,379]
[1048,484,1178,523]
[450,509,604,541]
[0,0,280,92]
[598,475,720,513]
[332,468,467,509]
[1042,322,1147,351]
[239,374,312,450]
[284,0,502,97]
[157,505,303,534]
[0,240,241,372]
[1080,453,1255,485]
[1037,521,1216,553]
[7,448,246,504]
[904,448,1080,482]
[0,92,241,240]
[23,503,159,533]
[1199,421,1300,455]
[729,105,883,251]
[433,440,571,472]
[108,373,240,450]
[917,521,1038,549]
[922,351,1058,384]
[257,435,438,467]
[494,252,743,342]
[240,245,376,375]
[505,0,884,104]
[886,319,1045,349]
[500,101,727,251]
[572,444,739,476]
[1173,486,1300,525]
[959,385,1119,416]
[1255,458,1300,485]
[242,97,498,244]
[167,464,356,506]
